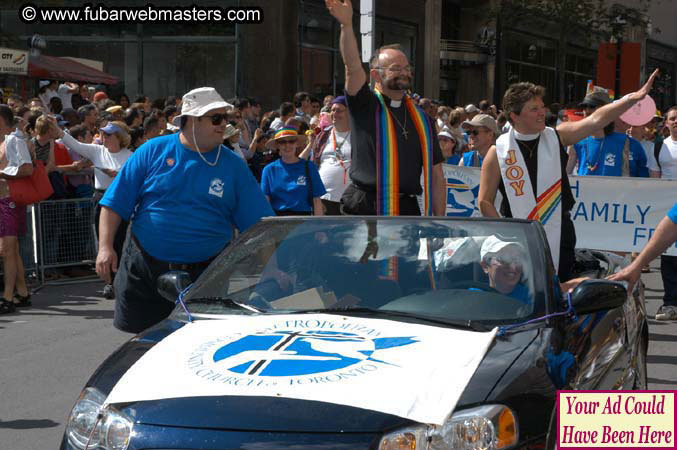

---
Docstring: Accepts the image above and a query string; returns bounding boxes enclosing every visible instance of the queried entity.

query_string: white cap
[223,123,241,139]
[172,87,232,126]
[480,236,526,263]
[465,104,480,114]
[39,80,51,88]
[438,127,455,140]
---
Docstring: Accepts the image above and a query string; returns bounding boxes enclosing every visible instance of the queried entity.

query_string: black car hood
[90,321,540,433]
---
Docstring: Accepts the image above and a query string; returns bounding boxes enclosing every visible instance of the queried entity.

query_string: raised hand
[628,68,659,102]
[325,0,353,26]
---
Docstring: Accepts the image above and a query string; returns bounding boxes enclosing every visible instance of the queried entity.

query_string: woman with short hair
[261,128,326,216]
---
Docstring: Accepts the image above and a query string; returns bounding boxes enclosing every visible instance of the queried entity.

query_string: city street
[1,259,675,449]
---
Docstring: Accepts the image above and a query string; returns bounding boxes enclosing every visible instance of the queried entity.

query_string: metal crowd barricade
[37,197,98,285]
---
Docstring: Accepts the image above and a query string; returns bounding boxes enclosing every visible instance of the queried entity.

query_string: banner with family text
[441,164,677,256]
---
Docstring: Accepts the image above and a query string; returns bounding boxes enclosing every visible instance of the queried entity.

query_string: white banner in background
[104,315,497,426]
[442,164,677,256]
[0,47,28,75]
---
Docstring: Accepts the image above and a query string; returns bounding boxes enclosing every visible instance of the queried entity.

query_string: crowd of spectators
[0,78,674,311]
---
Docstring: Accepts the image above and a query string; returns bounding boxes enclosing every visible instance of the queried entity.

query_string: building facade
[0,0,674,111]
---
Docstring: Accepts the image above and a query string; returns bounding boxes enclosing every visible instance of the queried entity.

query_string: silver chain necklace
[389,106,408,140]
[196,146,221,166]
[192,122,221,167]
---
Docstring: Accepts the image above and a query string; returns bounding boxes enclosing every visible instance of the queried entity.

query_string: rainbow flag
[374,90,434,216]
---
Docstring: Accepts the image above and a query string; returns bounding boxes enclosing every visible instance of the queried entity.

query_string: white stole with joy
[495,127,562,271]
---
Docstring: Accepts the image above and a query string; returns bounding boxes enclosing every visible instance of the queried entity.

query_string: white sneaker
[655,305,677,321]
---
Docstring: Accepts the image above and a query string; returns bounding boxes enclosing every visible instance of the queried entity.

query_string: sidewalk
[642,259,677,389]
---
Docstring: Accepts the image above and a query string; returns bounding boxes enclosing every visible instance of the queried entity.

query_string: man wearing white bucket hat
[97,87,274,333]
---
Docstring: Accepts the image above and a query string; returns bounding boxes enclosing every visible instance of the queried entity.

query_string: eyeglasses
[377,65,414,74]
[203,113,227,126]
[469,129,488,136]
[491,257,523,268]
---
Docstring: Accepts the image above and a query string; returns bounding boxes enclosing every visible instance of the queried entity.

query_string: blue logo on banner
[212,330,417,377]
[446,177,479,217]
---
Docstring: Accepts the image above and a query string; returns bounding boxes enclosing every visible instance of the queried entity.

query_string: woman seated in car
[479,236,530,303]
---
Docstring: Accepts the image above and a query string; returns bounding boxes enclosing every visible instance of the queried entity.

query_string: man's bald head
[368,44,413,93]
[369,44,409,72]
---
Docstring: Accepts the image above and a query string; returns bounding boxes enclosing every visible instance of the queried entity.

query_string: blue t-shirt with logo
[261,159,326,212]
[668,203,677,224]
[100,133,273,263]
[574,132,648,177]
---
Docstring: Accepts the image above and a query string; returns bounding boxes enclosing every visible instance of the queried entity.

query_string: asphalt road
[1,260,675,449]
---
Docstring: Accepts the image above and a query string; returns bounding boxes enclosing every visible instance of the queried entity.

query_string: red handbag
[7,160,54,206]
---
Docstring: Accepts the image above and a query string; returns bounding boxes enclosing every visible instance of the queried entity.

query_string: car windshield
[178,218,547,326]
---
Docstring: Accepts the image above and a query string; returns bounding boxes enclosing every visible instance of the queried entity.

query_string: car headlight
[66,387,134,450]
[379,404,518,450]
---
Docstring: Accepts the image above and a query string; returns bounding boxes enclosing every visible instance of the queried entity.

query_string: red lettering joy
[510,180,525,196]
[505,149,518,165]
[506,166,523,180]
[504,149,525,196]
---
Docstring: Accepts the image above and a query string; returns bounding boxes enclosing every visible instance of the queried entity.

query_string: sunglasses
[203,113,227,126]
[469,129,488,136]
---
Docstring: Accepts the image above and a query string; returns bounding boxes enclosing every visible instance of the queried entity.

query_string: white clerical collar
[513,129,540,141]
[390,99,402,108]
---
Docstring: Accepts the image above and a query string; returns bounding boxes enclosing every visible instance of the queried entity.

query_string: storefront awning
[28,54,119,85]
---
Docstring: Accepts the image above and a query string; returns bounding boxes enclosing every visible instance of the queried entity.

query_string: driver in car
[480,236,531,303]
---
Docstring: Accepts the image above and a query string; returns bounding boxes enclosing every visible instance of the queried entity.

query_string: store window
[299,0,341,97]
[505,31,594,104]
[142,42,235,100]
[0,0,238,101]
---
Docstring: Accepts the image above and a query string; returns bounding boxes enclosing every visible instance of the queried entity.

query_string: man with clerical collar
[478,70,658,282]
[326,0,446,216]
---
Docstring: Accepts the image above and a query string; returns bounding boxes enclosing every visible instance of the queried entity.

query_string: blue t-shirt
[668,203,677,224]
[261,159,326,212]
[462,151,484,167]
[574,132,648,177]
[468,282,530,304]
[445,154,461,165]
[508,282,531,304]
[100,133,274,263]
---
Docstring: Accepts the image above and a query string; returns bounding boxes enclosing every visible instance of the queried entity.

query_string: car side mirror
[157,271,192,302]
[569,279,627,315]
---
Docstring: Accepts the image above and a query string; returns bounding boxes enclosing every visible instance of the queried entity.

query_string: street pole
[360,0,374,64]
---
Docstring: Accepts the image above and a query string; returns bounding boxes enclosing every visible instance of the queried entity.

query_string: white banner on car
[104,315,497,425]
[441,164,677,256]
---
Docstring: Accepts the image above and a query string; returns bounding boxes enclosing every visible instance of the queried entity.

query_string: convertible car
[61,217,647,450]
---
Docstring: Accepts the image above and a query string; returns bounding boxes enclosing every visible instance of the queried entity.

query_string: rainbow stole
[527,180,562,225]
[374,89,434,215]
